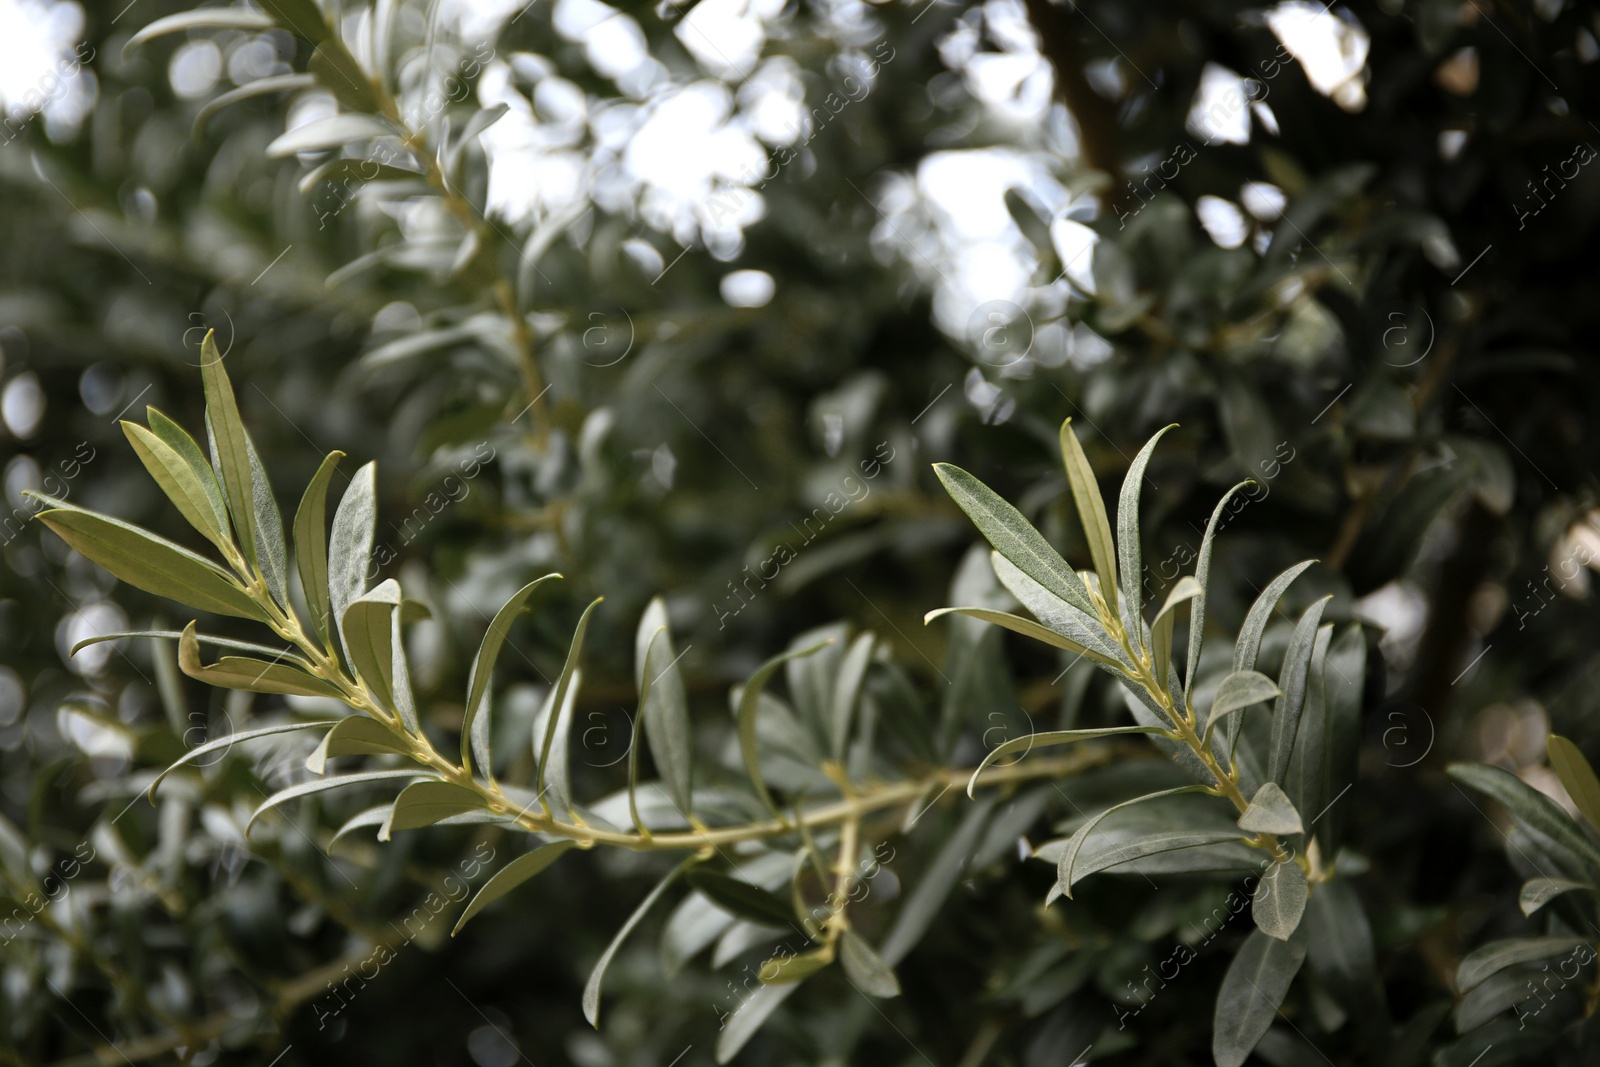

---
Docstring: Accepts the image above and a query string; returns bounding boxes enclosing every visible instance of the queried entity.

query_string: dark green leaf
[1252,858,1308,941]
[1213,925,1308,1067]
[737,639,833,818]
[1267,596,1333,785]
[715,981,800,1063]
[256,0,330,41]
[880,797,995,965]
[839,930,900,997]
[1054,785,1212,898]
[1448,763,1600,875]
[1456,937,1588,994]
[685,870,797,930]
[584,856,698,1027]
[309,41,377,112]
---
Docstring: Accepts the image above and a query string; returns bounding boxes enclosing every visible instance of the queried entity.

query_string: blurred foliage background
[2,0,1600,1063]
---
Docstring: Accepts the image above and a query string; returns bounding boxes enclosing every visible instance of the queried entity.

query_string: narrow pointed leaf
[1456,936,1588,994]
[584,856,698,1027]
[464,574,562,774]
[125,9,275,51]
[1520,877,1593,917]
[988,553,1124,665]
[933,463,1095,616]
[148,719,338,801]
[880,798,996,965]
[1252,858,1308,940]
[1448,762,1600,873]
[30,498,263,621]
[1150,575,1202,687]
[685,870,797,930]
[1268,596,1333,784]
[1055,785,1212,898]
[925,607,1123,670]
[828,632,874,761]
[381,780,488,838]
[537,599,603,805]
[533,669,580,816]
[1548,735,1600,835]
[330,804,394,845]
[246,770,422,834]
[1234,560,1318,672]
[1213,926,1308,1067]
[1238,782,1304,835]
[328,461,377,661]
[72,629,301,662]
[630,632,661,835]
[178,622,343,700]
[839,930,901,997]
[308,40,377,112]
[266,114,391,157]
[123,420,230,551]
[195,73,315,136]
[341,580,401,713]
[199,332,256,566]
[1188,481,1251,701]
[1115,425,1177,649]
[715,981,800,1063]
[257,0,330,41]
[293,450,344,646]
[306,716,411,775]
[635,597,692,811]
[967,725,1172,798]
[245,434,288,608]
[453,842,579,935]
[1059,418,1118,616]
[737,640,833,818]
[759,944,834,983]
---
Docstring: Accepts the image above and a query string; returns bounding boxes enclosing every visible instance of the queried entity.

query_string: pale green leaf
[715,980,800,1063]
[309,40,377,112]
[266,114,392,157]
[123,419,230,552]
[635,597,692,811]
[293,450,344,647]
[1150,575,1202,689]
[178,622,343,700]
[328,461,377,660]
[381,780,488,839]
[195,74,315,136]
[1548,735,1600,835]
[1234,560,1318,673]
[464,574,562,774]
[933,463,1095,616]
[1059,418,1118,616]
[736,640,833,818]
[828,631,874,761]
[148,719,338,801]
[245,433,288,609]
[30,497,263,621]
[1115,425,1177,648]
[1188,481,1251,702]
[1213,926,1308,1067]
[452,842,579,935]
[246,769,421,834]
[1448,762,1600,875]
[305,716,411,775]
[537,598,603,808]
[1238,782,1304,835]
[925,606,1124,671]
[71,629,300,662]
[988,553,1124,665]
[966,725,1172,799]
[1456,936,1588,994]
[533,668,580,817]
[1206,670,1283,739]
[584,856,698,1027]
[759,945,834,983]
[341,579,401,714]
[1267,596,1333,784]
[1054,785,1212,898]
[1252,858,1308,940]
[1520,876,1592,917]
[839,930,900,998]
[199,331,256,567]
[125,9,275,52]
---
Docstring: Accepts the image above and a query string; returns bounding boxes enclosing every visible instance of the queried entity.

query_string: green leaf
[305,716,411,775]
[1238,782,1303,835]
[244,434,288,609]
[1520,876,1593,917]
[293,450,344,647]
[1285,623,1334,836]
[71,629,299,662]
[635,597,692,812]
[1206,670,1282,736]
[381,780,488,839]
[534,674,580,817]
[195,73,316,136]
[966,725,1172,799]
[630,632,662,835]
[925,607,1124,670]
[1456,936,1589,994]
[30,497,264,621]
[246,770,422,834]
[1054,785,1212,898]
[123,418,230,552]
[1252,858,1308,940]
[1234,560,1318,673]
[1305,879,1377,1002]
[328,461,377,661]
[1115,425,1176,647]
[148,719,338,801]
[125,9,276,52]
[1548,735,1600,835]
[340,580,402,712]
[685,870,797,930]
[933,463,1096,616]
[828,632,874,762]
[1267,596,1333,785]
[199,331,257,568]
[737,640,834,818]
[584,855,698,1027]
[988,553,1124,665]
[330,804,393,846]
[1040,829,1258,894]
[464,574,561,775]
[880,798,996,965]
[1448,762,1600,875]
[266,114,392,157]
[1150,575,1202,688]
[309,41,377,112]
[1059,418,1118,616]
[759,945,834,983]
[1187,481,1251,702]
[715,981,800,1063]
[537,598,603,808]
[1212,925,1308,1067]
[256,0,330,41]
[297,156,422,195]
[1320,625,1367,853]
[839,930,901,997]
[452,842,579,935]
[178,622,343,700]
